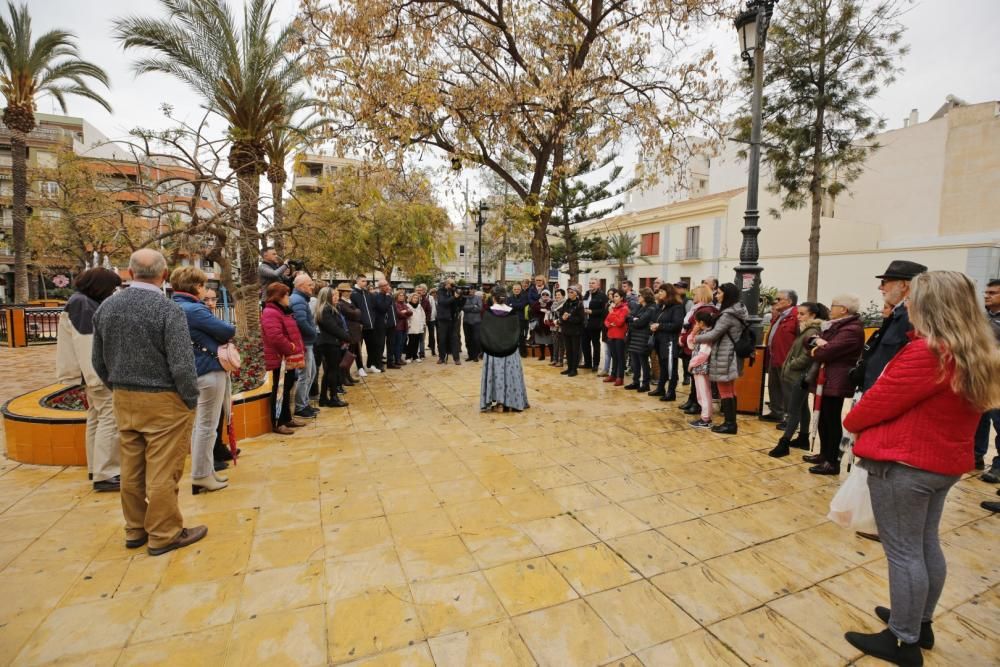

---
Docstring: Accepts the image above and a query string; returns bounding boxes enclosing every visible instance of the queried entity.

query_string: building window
[685,226,699,250]
[640,232,660,256]
[639,277,657,289]
[680,276,691,290]
[459,244,465,257]
[40,181,59,196]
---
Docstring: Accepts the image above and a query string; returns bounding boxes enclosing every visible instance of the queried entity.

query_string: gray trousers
[295,344,317,411]
[781,379,810,439]
[191,371,227,480]
[867,462,959,644]
[767,365,785,418]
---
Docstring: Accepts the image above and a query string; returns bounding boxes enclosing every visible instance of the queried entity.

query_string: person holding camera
[258,247,296,290]
[463,288,484,362]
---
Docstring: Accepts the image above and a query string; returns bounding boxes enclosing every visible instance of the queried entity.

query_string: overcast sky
[27,0,1000,212]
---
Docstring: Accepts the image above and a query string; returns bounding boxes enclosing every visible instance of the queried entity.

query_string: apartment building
[577,98,1000,303]
[0,113,226,301]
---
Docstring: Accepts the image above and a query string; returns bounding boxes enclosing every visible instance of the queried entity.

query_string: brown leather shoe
[802,453,825,464]
[286,419,306,428]
[147,525,208,556]
[273,425,294,435]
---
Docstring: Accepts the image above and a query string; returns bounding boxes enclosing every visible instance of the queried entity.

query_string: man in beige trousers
[92,249,207,556]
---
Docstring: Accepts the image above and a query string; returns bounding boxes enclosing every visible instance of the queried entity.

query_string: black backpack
[727,320,755,360]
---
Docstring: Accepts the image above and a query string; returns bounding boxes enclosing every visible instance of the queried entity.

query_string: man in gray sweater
[92,249,207,556]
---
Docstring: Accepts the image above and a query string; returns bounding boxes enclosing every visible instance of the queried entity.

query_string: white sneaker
[416,358,423,363]
[358,368,368,378]
[368,366,382,374]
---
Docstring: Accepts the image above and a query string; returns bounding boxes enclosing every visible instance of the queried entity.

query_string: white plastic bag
[827,463,877,533]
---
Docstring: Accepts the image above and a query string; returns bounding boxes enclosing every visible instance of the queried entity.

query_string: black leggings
[269,368,296,428]
[609,339,626,379]
[818,396,846,464]
[317,344,343,401]
[655,341,679,393]
[629,350,651,386]
[564,334,581,371]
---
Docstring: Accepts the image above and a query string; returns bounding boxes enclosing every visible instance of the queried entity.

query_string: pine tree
[549,151,634,285]
[744,0,908,300]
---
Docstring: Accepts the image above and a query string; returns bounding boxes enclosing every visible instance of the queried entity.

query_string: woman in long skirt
[479,286,530,412]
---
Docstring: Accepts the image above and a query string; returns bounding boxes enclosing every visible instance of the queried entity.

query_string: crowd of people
[53,245,1000,666]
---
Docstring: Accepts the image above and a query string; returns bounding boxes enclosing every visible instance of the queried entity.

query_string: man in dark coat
[858,260,927,392]
[372,280,393,370]
[761,289,800,423]
[509,283,530,357]
[581,276,608,371]
[978,279,1000,482]
[350,275,380,375]
[436,279,465,364]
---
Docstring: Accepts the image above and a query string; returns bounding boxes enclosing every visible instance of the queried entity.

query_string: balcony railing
[675,247,702,261]
[0,125,66,143]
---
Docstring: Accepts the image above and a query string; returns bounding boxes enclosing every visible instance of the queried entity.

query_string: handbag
[827,462,876,533]
[284,350,306,369]
[339,349,356,371]
[192,340,241,373]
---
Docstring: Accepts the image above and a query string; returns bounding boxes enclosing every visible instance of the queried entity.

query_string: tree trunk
[530,217,549,279]
[617,263,626,287]
[11,132,29,303]
[807,110,827,301]
[564,221,580,285]
[270,178,285,255]
[233,163,264,390]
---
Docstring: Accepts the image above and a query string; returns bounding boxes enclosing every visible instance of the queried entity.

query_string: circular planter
[2,378,273,466]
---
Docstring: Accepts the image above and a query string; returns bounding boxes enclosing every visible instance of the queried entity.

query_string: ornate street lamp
[476,201,489,288]
[734,0,776,339]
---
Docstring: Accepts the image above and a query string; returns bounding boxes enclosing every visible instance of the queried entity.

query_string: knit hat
[541,289,551,297]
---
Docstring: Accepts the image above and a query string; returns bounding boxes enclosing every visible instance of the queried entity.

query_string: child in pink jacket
[687,310,716,429]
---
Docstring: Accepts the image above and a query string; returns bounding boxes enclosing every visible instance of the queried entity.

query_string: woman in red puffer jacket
[842,271,1000,666]
[261,282,305,434]
[603,289,629,386]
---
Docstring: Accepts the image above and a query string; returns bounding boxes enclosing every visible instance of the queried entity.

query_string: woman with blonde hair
[843,271,1000,665]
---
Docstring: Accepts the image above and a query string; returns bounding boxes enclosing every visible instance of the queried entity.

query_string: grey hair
[831,293,860,314]
[129,249,167,279]
[780,289,799,306]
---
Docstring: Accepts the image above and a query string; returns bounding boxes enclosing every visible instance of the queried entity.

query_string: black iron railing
[24,308,61,345]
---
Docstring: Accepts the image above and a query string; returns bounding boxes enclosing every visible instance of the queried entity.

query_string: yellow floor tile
[427,620,535,666]
[386,507,456,542]
[14,596,147,665]
[587,580,699,652]
[160,536,252,587]
[547,483,612,512]
[707,548,811,601]
[548,543,641,596]
[117,626,230,666]
[228,605,327,666]
[238,561,324,619]
[572,504,648,540]
[513,599,629,667]
[341,642,436,666]
[325,516,394,558]
[635,629,745,666]
[711,606,846,667]
[248,526,325,570]
[658,519,749,560]
[590,475,655,503]
[495,491,564,522]
[431,478,491,504]
[768,586,885,661]
[606,530,698,578]
[651,564,760,625]
[484,556,578,616]
[326,546,407,602]
[517,515,598,554]
[460,525,542,569]
[132,577,242,644]
[60,558,133,606]
[379,485,441,514]
[410,571,507,637]
[618,493,696,528]
[397,535,478,582]
[327,588,423,663]
[443,498,513,532]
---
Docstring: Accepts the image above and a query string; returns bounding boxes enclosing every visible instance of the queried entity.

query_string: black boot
[660,391,676,402]
[875,607,934,650]
[711,398,737,434]
[845,628,923,667]
[683,401,701,415]
[213,437,234,462]
[678,396,695,410]
[768,437,791,458]
[790,432,811,450]
[648,385,666,397]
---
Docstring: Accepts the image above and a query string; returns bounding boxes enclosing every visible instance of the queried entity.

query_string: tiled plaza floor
[0,352,998,666]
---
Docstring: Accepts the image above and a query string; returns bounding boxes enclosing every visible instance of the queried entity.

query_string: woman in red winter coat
[261,282,305,434]
[842,271,1000,666]
[603,289,629,386]
[801,294,865,474]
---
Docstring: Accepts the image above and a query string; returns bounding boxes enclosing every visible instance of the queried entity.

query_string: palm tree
[0,2,111,302]
[605,230,649,287]
[114,0,304,383]
[264,94,328,253]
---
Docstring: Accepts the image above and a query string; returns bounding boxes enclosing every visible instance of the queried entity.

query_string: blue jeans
[390,330,406,365]
[974,409,1000,469]
[295,344,317,412]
